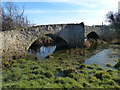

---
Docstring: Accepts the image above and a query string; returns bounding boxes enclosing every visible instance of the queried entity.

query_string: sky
[2,0,120,26]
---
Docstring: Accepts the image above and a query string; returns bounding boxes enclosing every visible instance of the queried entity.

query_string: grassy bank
[2,60,120,88]
[2,44,120,88]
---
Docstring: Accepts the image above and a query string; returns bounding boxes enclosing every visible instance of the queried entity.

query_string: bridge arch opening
[45,34,68,50]
[28,36,55,53]
[86,31,99,40]
[28,34,68,53]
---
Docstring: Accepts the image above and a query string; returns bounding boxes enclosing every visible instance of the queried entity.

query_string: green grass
[2,60,120,88]
[2,45,120,88]
[114,59,120,70]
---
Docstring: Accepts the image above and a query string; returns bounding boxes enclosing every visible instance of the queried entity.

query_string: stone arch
[1,23,84,58]
[28,35,55,52]
[45,34,68,49]
[28,34,68,52]
[86,31,99,40]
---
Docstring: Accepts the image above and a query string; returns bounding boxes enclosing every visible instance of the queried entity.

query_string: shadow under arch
[86,31,99,40]
[28,35,55,53]
[45,34,68,50]
[28,33,68,53]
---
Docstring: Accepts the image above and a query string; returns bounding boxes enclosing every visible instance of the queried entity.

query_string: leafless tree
[2,2,30,31]
[106,11,120,31]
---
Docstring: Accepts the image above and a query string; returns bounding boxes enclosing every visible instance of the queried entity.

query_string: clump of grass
[114,59,120,69]
[94,71,111,80]
[89,76,100,83]
[106,69,115,75]
[79,64,87,69]
[44,71,54,78]
[54,77,83,88]
[86,65,94,69]
[68,73,87,82]
[102,73,111,80]
[55,67,64,72]
[63,67,78,76]
[12,67,22,81]
[113,77,120,85]
[87,40,98,50]
[106,63,112,67]
[82,82,93,88]
[96,66,104,70]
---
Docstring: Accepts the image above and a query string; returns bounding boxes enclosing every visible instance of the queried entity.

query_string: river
[29,46,56,59]
[84,48,119,70]
[28,45,120,69]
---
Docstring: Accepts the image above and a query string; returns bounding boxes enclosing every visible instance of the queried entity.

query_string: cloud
[3,0,97,8]
[5,0,118,26]
[59,10,99,13]
[25,9,109,14]
[25,8,109,25]
[3,0,119,3]
[3,0,120,9]
[25,10,45,14]
[2,0,69,2]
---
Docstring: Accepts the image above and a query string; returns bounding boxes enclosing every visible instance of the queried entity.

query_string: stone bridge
[0,22,84,58]
[85,26,101,37]
[0,22,119,58]
[85,26,119,41]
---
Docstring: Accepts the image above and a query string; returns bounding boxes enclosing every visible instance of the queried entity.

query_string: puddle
[84,48,119,70]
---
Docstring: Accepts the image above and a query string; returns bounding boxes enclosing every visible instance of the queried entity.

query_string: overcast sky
[2,0,120,25]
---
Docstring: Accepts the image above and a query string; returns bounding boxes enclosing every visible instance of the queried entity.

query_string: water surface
[29,46,56,59]
[84,48,119,70]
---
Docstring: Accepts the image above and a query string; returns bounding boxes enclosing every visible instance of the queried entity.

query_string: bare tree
[2,2,30,31]
[0,3,2,31]
[106,11,120,31]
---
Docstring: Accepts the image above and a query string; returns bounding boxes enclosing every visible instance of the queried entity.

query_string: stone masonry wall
[85,26,119,41]
[0,23,84,58]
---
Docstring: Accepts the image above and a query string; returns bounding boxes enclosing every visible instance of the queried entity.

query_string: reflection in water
[84,49,119,70]
[29,46,56,59]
